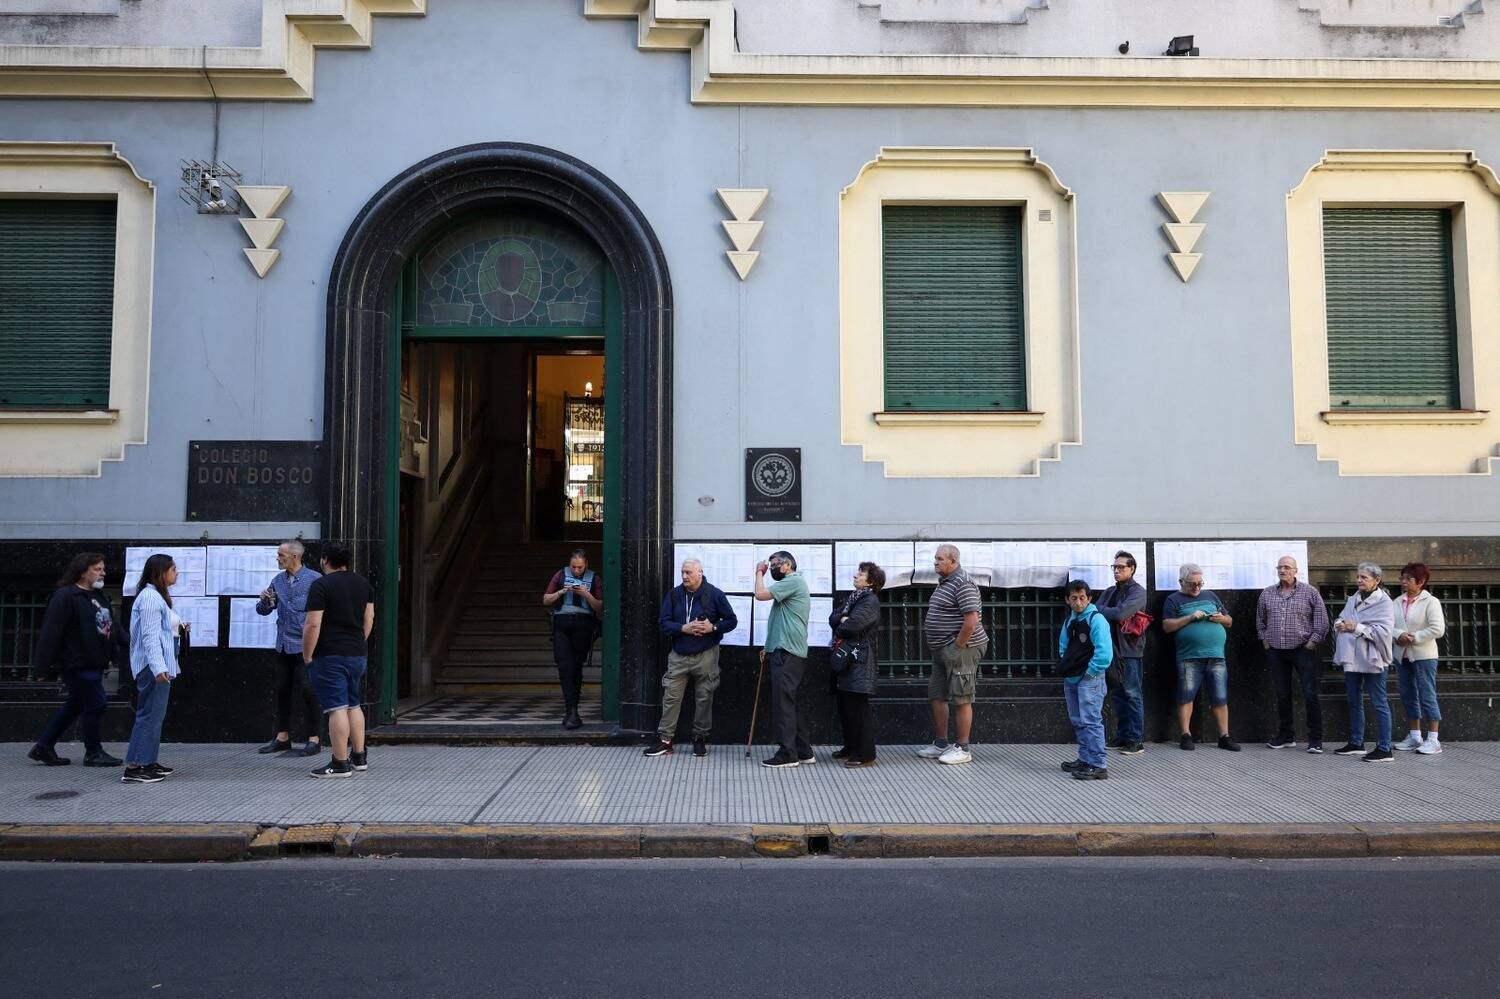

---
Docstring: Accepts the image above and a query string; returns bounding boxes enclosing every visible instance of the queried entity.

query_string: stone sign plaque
[187,441,324,521]
[745,447,802,522]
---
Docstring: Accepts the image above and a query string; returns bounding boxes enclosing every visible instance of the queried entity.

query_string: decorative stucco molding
[0,0,425,100]
[839,147,1081,478]
[584,0,1500,110]
[0,141,154,477]
[1286,149,1500,476]
[717,187,766,279]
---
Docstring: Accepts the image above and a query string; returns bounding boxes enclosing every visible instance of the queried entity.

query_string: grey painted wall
[0,0,1498,541]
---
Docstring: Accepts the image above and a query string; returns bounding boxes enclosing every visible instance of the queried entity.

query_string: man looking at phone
[254,540,322,756]
[542,549,603,729]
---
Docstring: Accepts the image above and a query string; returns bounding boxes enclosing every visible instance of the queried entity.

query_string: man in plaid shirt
[1256,555,1330,753]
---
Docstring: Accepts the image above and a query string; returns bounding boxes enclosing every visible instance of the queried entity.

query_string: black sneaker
[799,753,818,765]
[310,758,353,779]
[1306,742,1325,754]
[1119,743,1146,756]
[257,738,292,755]
[1334,743,1366,756]
[121,766,164,784]
[83,750,122,767]
[1218,736,1242,752]
[1362,748,1394,763]
[1179,734,1195,751]
[298,741,322,757]
[1267,737,1297,750]
[27,745,70,766]
[832,747,852,760]
[643,739,673,758]
[349,750,368,772]
[760,751,799,769]
[692,738,708,758]
[1060,759,1084,772]
[1072,763,1109,780]
[1106,736,1128,749]
[562,709,583,730]
[145,762,174,776]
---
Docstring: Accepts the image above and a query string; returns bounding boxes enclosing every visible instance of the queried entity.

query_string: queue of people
[26,543,1452,782]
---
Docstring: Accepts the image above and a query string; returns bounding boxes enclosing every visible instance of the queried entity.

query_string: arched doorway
[324,143,671,731]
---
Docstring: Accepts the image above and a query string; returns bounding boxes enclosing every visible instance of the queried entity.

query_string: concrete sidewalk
[3,741,1498,861]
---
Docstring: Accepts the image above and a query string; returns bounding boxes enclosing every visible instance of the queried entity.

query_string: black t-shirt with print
[305,570,373,657]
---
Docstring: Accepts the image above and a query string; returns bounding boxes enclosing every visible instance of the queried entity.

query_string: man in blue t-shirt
[1162,563,1241,752]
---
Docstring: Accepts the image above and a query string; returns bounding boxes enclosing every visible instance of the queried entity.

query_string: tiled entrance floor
[397,692,603,726]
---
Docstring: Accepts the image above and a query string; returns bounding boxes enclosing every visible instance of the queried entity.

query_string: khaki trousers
[657,646,722,740]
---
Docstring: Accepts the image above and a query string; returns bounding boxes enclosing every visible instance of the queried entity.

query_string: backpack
[1058,611,1097,679]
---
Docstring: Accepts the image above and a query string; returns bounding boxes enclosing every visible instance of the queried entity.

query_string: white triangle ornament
[239,217,285,250]
[244,247,281,278]
[1157,191,1209,224]
[1162,222,1205,254]
[1168,252,1201,283]
[716,187,768,222]
[726,250,760,280]
[721,220,764,252]
[236,184,291,220]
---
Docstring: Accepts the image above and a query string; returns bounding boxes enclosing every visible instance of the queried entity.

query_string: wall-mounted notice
[123,547,207,597]
[914,541,995,586]
[721,595,753,647]
[671,543,757,594]
[228,597,277,649]
[750,594,835,649]
[1067,541,1148,590]
[754,543,833,595]
[834,542,917,590]
[1153,541,1308,591]
[751,597,770,648]
[207,545,281,596]
[172,596,221,648]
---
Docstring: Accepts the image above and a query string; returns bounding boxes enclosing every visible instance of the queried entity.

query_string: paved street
[4,856,1499,998]
[4,740,1499,826]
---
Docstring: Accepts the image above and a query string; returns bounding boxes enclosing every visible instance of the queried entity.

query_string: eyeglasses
[1111,564,1130,571]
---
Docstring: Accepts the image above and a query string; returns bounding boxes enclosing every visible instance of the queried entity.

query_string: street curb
[3,822,1499,862]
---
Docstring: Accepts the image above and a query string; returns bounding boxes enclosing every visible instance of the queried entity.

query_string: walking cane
[746,649,767,757]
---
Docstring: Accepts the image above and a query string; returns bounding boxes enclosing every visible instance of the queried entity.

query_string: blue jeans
[1396,659,1442,723]
[1108,658,1143,743]
[1065,674,1107,767]
[125,670,171,766]
[1177,658,1229,706]
[1344,671,1392,751]
[36,670,107,754]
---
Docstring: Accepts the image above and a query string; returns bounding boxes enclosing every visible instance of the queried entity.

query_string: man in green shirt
[754,550,813,768]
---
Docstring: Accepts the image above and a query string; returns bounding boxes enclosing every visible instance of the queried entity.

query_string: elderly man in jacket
[1058,580,1114,781]
[645,558,739,758]
[1096,550,1147,755]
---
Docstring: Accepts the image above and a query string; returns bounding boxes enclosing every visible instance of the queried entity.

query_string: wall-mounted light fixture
[1165,35,1199,56]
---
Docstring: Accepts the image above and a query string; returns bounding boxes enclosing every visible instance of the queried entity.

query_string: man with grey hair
[918,543,988,765]
[644,558,739,758]
[1257,554,1330,752]
[255,540,323,756]
[1162,563,1240,752]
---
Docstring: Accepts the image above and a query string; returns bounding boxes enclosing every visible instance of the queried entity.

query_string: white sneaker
[938,745,972,766]
[1394,732,1424,752]
[1416,739,1443,755]
[917,742,947,759]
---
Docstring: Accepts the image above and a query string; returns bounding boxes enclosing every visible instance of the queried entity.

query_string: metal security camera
[204,173,223,200]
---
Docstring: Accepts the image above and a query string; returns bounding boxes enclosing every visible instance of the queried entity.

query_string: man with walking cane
[754,551,813,768]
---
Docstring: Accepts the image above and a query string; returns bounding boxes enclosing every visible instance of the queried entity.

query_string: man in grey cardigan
[1096,550,1147,755]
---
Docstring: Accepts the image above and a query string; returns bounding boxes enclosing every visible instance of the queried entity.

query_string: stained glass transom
[416,216,604,327]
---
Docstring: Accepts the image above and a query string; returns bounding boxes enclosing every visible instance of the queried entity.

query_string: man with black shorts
[301,544,374,779]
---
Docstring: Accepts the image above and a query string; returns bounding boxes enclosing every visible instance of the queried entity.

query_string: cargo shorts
[928,640,985,705]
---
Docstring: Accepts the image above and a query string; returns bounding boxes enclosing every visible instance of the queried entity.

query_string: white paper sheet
[206,545,282,596]
[721,594,753,647]
[913,541,994,586]
[123,547,207,597]
[1154,541,1302,592]
[172,596,220,648]
[751,597,770,647]
[1231,540,1310,590]
[754,543,834,594]
[1067,541,1147,590]
[834,541,917,590]
[228,597,278,649]
[671,543,757,593]
[808,596,834,648]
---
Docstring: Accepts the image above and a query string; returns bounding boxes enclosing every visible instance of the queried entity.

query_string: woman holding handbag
[829,561,884,768]
[123,553,185,784]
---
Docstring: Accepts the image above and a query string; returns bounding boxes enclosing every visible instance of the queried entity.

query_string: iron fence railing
[0,590,50,682]
[1320,583,1497,675]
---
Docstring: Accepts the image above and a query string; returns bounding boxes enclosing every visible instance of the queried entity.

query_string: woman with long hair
[123,553,185,784]
[829,561,884,768]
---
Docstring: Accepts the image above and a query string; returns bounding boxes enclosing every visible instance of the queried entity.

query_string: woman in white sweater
[1392,562,1446,756]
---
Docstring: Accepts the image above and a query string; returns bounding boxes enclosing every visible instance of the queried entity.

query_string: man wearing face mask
[755,550,813,768]
[28,552,126,767]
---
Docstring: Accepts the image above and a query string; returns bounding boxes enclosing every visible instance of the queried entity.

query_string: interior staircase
[434,543,603,693]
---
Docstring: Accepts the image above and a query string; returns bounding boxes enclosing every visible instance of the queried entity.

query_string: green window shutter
[882,205,1026,411]
[1323,207,1459,409]
[0,198,117,408]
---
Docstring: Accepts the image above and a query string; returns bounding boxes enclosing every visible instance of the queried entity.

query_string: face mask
[769,566,787,581]
[92,579,105,590]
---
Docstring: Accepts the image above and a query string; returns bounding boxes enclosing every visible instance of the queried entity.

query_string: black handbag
[830,638,864,674]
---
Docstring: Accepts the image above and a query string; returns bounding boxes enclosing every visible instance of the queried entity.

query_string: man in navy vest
[541,549,603,729]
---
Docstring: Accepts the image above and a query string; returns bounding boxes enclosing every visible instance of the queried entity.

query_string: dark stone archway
[324,142,671,733]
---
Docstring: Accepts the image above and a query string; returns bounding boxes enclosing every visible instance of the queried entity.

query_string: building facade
[1,0,1498,744]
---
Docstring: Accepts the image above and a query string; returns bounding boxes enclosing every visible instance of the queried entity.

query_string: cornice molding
[0,0,425,100]
[585,0,1500,110]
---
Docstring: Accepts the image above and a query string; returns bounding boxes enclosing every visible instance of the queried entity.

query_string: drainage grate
[32,790,80,801]
[281,840,337,857]
[806,834,830,856]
